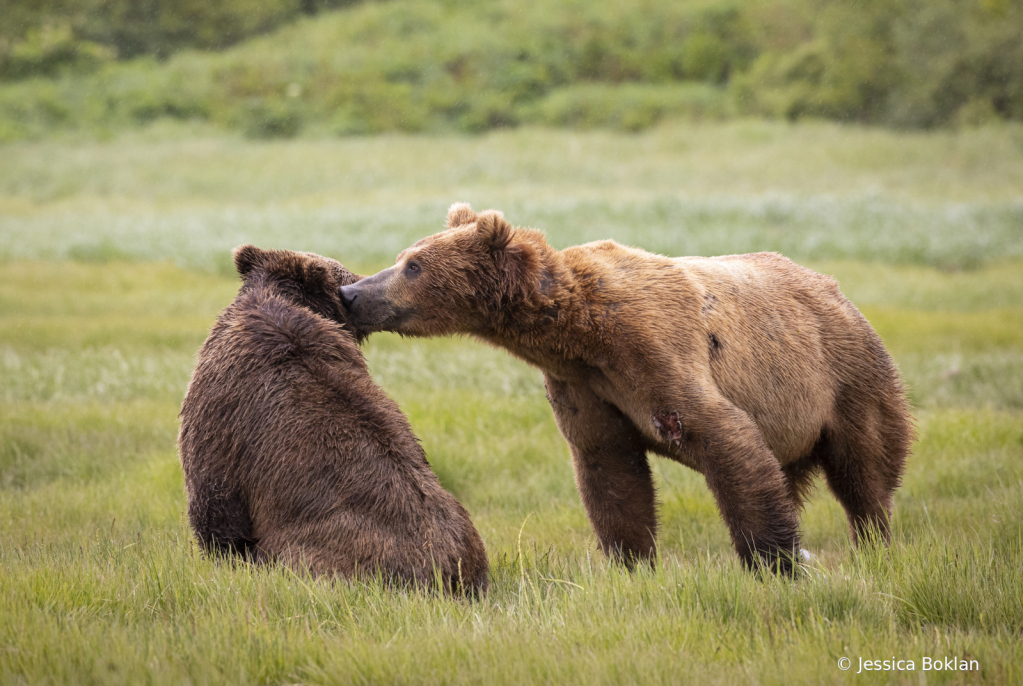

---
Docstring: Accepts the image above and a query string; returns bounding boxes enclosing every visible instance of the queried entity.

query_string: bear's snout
[339,266,408,332]
[339,281,373,325]
[338,283,358,309]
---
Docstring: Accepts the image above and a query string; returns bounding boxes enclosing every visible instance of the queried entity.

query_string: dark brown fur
[178,246,488,593]
[340,204,914,575]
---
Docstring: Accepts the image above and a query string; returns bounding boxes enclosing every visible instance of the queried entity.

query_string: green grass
[2,121,1023,273]
[1,123,1022,683]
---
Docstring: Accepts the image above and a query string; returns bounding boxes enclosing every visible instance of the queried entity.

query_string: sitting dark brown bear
[178,245,488,594]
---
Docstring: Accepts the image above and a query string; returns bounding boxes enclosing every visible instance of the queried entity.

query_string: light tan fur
[340,205,914,573]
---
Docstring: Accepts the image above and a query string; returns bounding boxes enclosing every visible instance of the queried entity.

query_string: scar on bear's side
[701,293,717,313]
[708,333,722,356]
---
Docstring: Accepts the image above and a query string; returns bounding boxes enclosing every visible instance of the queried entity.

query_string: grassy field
[1,121,1022,684]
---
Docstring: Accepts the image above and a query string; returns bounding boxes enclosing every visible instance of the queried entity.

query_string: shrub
[0,21,115,80]
[734,0,1023,127]
[237,98,304,138]
[0,0,370,69]
[520,83,731,131]
[0,0,1020,139]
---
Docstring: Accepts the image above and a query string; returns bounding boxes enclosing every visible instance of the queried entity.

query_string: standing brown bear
[178,245,488,594]
[340,203,914,574]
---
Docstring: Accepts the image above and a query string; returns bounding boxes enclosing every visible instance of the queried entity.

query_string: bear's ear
[475,210,514,252]
[233,244,270,278]
[446,202,477,229]
[475,210,541,301]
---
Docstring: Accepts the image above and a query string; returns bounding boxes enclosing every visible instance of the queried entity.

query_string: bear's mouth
[360,306,414,333]
[342,298,413,333]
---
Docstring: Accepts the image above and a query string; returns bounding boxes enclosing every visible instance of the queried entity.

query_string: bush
[0,21,115,80]
[237,98,304,138]
[887,0,1023,127]
[326,79,429,135]
[734,0,1023,127]
[521,83,731,131]
[0,0,368,70]
[0,0,1020,140]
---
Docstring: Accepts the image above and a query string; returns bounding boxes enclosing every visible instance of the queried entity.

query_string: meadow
[1,120,1022,684]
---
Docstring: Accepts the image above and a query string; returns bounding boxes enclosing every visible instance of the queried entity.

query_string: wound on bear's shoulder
[652,411,684,443]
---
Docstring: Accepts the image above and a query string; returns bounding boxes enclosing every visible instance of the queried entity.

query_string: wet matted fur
[178,246,488,594]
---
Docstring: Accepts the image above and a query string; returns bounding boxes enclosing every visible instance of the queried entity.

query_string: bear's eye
[405,261,421,279]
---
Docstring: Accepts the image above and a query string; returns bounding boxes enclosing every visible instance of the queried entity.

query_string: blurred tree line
[0,0,1019,139]
[737,0,1022,127]
[0,0,359,76]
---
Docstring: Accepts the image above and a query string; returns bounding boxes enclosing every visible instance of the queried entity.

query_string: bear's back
[179,284,427,554]
[179,280,488,592]
[560,243,888,463]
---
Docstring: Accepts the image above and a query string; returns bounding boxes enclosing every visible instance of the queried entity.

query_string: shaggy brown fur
[178,246,488,593]
[340,204,914,574]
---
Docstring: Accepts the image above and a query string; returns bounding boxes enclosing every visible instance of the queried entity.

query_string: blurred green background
[1,1,1022,684]
[1,0,1021,141]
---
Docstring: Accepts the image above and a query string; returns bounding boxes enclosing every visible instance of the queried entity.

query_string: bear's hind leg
[819,395,911,545]
[186,478,257,559]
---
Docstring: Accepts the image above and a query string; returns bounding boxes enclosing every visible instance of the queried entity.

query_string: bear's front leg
[545,375,657,568]
[656,397,802,575]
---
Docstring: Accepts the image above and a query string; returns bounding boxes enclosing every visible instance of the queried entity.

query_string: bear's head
[339,203,546,337]
[233,245,363,336]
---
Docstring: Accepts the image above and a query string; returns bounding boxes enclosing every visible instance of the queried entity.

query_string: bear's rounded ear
[475,210,541,301]
[446,201,476,227]
[475,210,514,252]
[446,202,477,229]
[233,244,269,278]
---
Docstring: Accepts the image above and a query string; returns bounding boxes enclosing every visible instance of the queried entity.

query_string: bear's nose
[339,285,358,309]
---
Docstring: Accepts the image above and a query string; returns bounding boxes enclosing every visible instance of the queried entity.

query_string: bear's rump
[684,255,843,462]
[706,328,835,463]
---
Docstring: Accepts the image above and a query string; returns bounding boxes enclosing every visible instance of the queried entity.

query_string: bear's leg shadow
[819,393,910,545]
[681,398,802,575]
[545,376,657,568]
[781,452,821,512]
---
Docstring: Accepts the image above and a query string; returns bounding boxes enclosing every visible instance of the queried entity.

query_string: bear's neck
[476,247,611,375]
